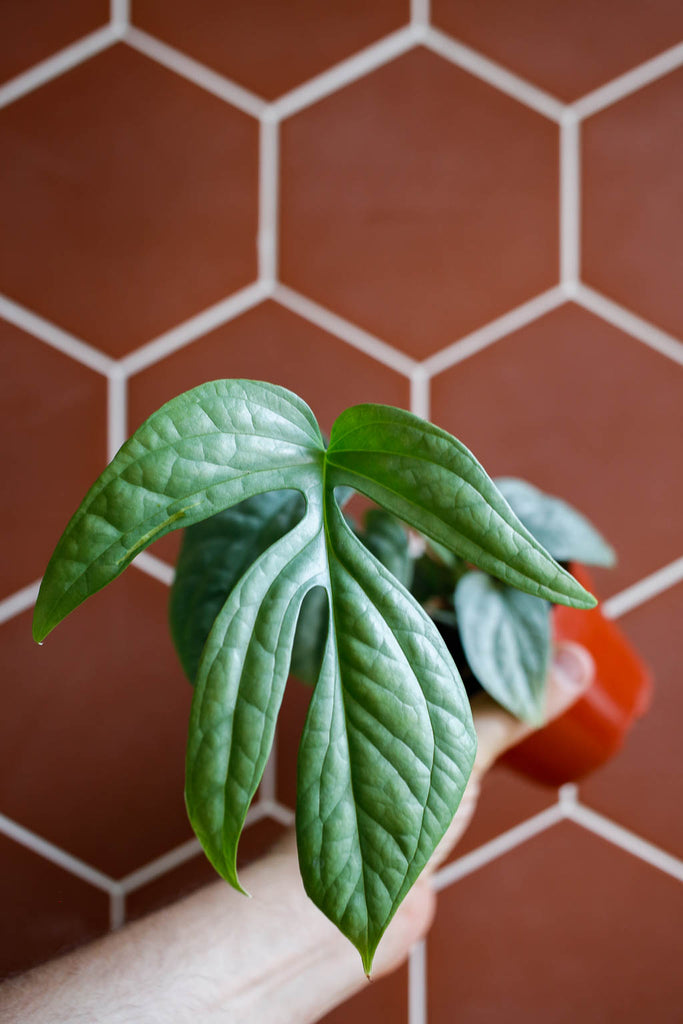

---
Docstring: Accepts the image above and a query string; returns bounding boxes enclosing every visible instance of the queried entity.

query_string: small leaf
[454,570,551,723]
[495,477,616,567]
[357,508,413,590]
[170,490,306,683]
[327,404,596,609]
[186,494,327,890]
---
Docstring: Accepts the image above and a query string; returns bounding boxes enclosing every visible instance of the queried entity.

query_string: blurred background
[1,2,682,1020]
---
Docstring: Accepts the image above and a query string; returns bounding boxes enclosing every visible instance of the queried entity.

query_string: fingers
[470,641,595,777]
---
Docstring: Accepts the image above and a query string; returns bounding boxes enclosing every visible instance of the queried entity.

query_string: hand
[0,643,594,1024]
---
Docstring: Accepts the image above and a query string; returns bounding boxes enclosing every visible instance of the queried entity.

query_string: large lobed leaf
[33,380,596,971]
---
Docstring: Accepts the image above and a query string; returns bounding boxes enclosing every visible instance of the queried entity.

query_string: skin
[0,642,593,1024]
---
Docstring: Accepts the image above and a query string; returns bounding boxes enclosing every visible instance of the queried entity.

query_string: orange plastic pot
[501,566,653,787]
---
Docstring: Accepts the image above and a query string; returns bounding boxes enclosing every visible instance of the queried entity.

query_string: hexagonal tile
[127,299,410,564]
[0,832,109,978]
[443,763,556,862]
[280,47,558,360]
[431,303,683,598]
[0,44,258,357]
[0,574,193,878]
[320,964,408,1024]
[126,816,287,922]
[432,0,683,102]
[581,582,683,857]
[428,822,683,1022]
[0,0,108,86]
[0,317,107,601]
[583,67,683,339]
[132,0,409,100]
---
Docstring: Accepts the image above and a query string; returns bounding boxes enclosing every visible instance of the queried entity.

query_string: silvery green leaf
[34,380,597,972]
[170,490,306,684]
[357,508,413,589]
[495,477,616,567]
[454,570,551,723]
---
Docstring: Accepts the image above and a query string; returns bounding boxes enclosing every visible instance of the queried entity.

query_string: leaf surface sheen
[32,380,598,971]
[455,571,551,723]
[495,477,616,567]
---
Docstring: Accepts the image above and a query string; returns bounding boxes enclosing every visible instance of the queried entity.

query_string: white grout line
[433,804,563,891]
[0,812,119,894]
[410,369,430,419]
[410,0,431,27]
[118,803,271,895]
[423,27,566,122]
[560,112,580,287]
[558,783,579,809]
[109,889,126,930]
[118,837,202,894]
[420,287,566,377]
[107,371,127,462]
[132,551,176,587]
[119,281,269,376]
[409,0,430,25]
[259,736,278,804]
[602,556,683,621]
[574,284,683,364]
[570,41,683,121]
[408,939,427,1024]
[0,25,116,109]
[0,294,114,376]
[268,25,417,120]
[564,801,683,882]
[110,0,130,36]
[123,27,266,119]
[258,118,280,286]
[0,580,41,626]
[274,284,417,376]
[259,800,296,827]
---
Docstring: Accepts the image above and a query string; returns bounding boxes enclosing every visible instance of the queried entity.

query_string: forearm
[0,842,369,1024]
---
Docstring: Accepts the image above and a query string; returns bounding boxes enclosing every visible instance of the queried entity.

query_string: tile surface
[0,45,258,356]
[431,303,683,598]
[428,822,683,1023]
[0,833,109,979]
[581,583,683,856]
[0,577,192,878]
[432,0,683,101]
[0,0,108,85]
[1,5,681,1018]
[133,0,409,100]
[281,47,558,359]
[583,68,683,339]
[126,816,287,922]
[0,318,107,600]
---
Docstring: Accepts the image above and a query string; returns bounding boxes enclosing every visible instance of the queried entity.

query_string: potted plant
[32,379,649,974]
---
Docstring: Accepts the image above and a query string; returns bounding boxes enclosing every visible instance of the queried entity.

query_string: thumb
[471,641,595,776]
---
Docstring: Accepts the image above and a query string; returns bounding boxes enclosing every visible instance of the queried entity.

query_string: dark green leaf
[454,571,551,723]
[495,477,616,567]
[34,380,599,972]
[327,404,596,609]
[357,508,413,590]
[170,490,306,683]
[33,380,324,643]
[296,493,475,974]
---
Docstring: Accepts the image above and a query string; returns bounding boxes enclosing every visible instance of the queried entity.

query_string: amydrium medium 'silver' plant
[33,380,597,973]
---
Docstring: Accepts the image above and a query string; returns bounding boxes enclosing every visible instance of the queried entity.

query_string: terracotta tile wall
[1,2,682,1020]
